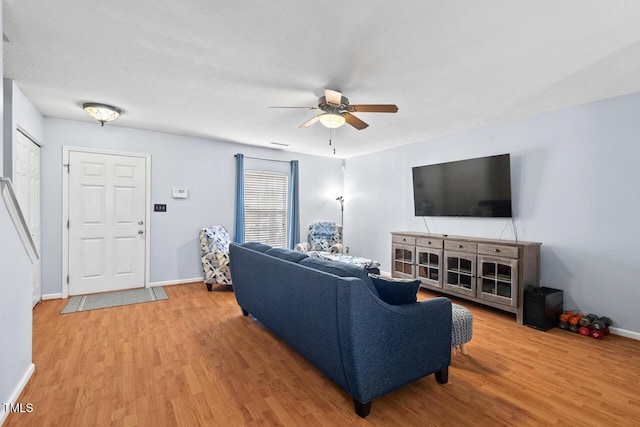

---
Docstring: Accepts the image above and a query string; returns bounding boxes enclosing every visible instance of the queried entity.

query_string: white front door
[68,151,147,295]
[14,131,41,307]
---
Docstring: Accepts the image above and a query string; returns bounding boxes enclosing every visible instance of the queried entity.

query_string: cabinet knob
[428,241,432,244]
[457,244,463,248]
[493,248,500,253]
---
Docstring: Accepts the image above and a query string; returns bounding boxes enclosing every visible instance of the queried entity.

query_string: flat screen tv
[412,154,513,217]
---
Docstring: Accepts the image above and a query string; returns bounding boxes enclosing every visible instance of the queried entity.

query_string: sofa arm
[337,282,452,404]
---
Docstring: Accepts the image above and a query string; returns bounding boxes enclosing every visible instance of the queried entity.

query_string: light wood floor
[7,282,640,426]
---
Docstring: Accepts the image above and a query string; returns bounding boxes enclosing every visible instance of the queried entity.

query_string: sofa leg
[435,367,449,384]
[206,283,212,292]
[241,308,249,317]
[354,399,371,418]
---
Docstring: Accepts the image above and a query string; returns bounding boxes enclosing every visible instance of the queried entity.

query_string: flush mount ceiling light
[319,113,346,128]
[82,103,122,126]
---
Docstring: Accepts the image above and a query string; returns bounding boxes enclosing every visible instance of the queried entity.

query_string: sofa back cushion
[241,241,272,253]
[265,247,309,263]
[300,257,379,298]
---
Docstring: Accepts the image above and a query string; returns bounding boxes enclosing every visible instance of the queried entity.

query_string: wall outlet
[154,204,167,212]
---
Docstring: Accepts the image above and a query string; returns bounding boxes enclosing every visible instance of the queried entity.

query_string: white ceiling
[4,1,640,158]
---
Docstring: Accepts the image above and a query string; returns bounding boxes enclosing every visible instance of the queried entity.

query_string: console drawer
[393,235,416,245]
[416,237,443,248]
[477,243,519,259]
[444,240,477,253]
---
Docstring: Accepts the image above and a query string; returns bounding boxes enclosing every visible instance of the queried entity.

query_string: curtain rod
[239,154,294,164]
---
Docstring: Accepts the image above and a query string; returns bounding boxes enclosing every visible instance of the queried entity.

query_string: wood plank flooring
[7,282,640,426]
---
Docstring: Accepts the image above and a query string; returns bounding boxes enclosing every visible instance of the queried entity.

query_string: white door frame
[62,146,151,299]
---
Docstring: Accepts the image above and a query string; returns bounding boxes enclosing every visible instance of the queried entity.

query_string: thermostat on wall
[172,188,188,199]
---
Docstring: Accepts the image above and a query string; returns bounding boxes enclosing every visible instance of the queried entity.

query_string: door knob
[138,220,144,225]
[138,230,144,234]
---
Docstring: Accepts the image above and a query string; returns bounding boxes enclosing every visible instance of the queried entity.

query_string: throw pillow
[369,274,421,305]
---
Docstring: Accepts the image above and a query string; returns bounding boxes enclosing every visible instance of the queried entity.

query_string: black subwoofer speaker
[524,287,563,331]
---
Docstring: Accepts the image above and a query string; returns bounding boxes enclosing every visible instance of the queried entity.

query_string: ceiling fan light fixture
[82,102,122,126]
[319,113,345,128]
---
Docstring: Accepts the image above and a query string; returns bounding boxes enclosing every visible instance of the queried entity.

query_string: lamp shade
[319,113,346,128]
[83,103,122,126]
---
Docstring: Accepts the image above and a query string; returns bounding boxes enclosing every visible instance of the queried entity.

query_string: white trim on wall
[609,327,640,341]
[0,363,35,425]
[150,277,204,287]
[61,146,152,299]
[42,277,202,300]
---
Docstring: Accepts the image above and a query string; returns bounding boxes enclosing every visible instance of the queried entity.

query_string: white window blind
[244,171,288,248]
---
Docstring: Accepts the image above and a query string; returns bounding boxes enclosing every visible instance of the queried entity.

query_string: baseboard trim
[150,277,203,287]
[609,327,640,341]
[40,278,203,301]
[0,363,35,425]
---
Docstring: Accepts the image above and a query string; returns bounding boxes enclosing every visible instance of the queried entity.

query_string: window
[244,171,288,248]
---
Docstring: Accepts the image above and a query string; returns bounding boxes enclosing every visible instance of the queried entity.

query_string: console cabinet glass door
[392,243,415,279]
[416,247,442,288]
[477,256,518,307]
[444,251,476,297]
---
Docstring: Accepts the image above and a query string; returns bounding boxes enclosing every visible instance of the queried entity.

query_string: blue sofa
[229,242,452,418]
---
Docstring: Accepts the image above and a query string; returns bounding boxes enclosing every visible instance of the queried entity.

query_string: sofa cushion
[265,247,309,263]
[241,241,272,253]
[369,274,421,305]
[300,257,379,298]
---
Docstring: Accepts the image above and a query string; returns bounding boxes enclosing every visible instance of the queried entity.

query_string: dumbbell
[579,314,599,327]
[558,322,569,330]
[578,326,591,336]
[568,323,580,333]
[559,311,576,323]
[591,316,612,331]
[568,314,584,326]
[591,329,605,339]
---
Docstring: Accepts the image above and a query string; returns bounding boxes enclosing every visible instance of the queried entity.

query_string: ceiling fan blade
[347,104,399,113]
[269,106,319,109]
[325,89,343,106]
[343,112,369,130]
[299,114,322,128]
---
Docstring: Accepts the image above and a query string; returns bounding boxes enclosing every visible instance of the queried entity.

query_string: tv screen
[412,154,512,217]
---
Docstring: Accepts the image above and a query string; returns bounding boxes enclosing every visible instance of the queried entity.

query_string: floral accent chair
[295,221,343,254]
[199,225,232,291]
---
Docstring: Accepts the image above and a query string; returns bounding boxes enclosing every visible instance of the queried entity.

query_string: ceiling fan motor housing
[319,95,349,113]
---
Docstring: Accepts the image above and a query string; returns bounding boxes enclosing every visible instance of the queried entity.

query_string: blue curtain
[234,153,245,244]
[288,160,300,249]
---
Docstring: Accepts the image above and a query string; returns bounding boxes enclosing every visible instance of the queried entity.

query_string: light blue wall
[0,10,35,423]
[41,118,344,294]
[345,91,640,335]
[0,185,34,421]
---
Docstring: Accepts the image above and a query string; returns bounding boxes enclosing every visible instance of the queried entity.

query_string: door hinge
[67,220,69,229]
[63,163,70,173]
[66,275,69,284]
